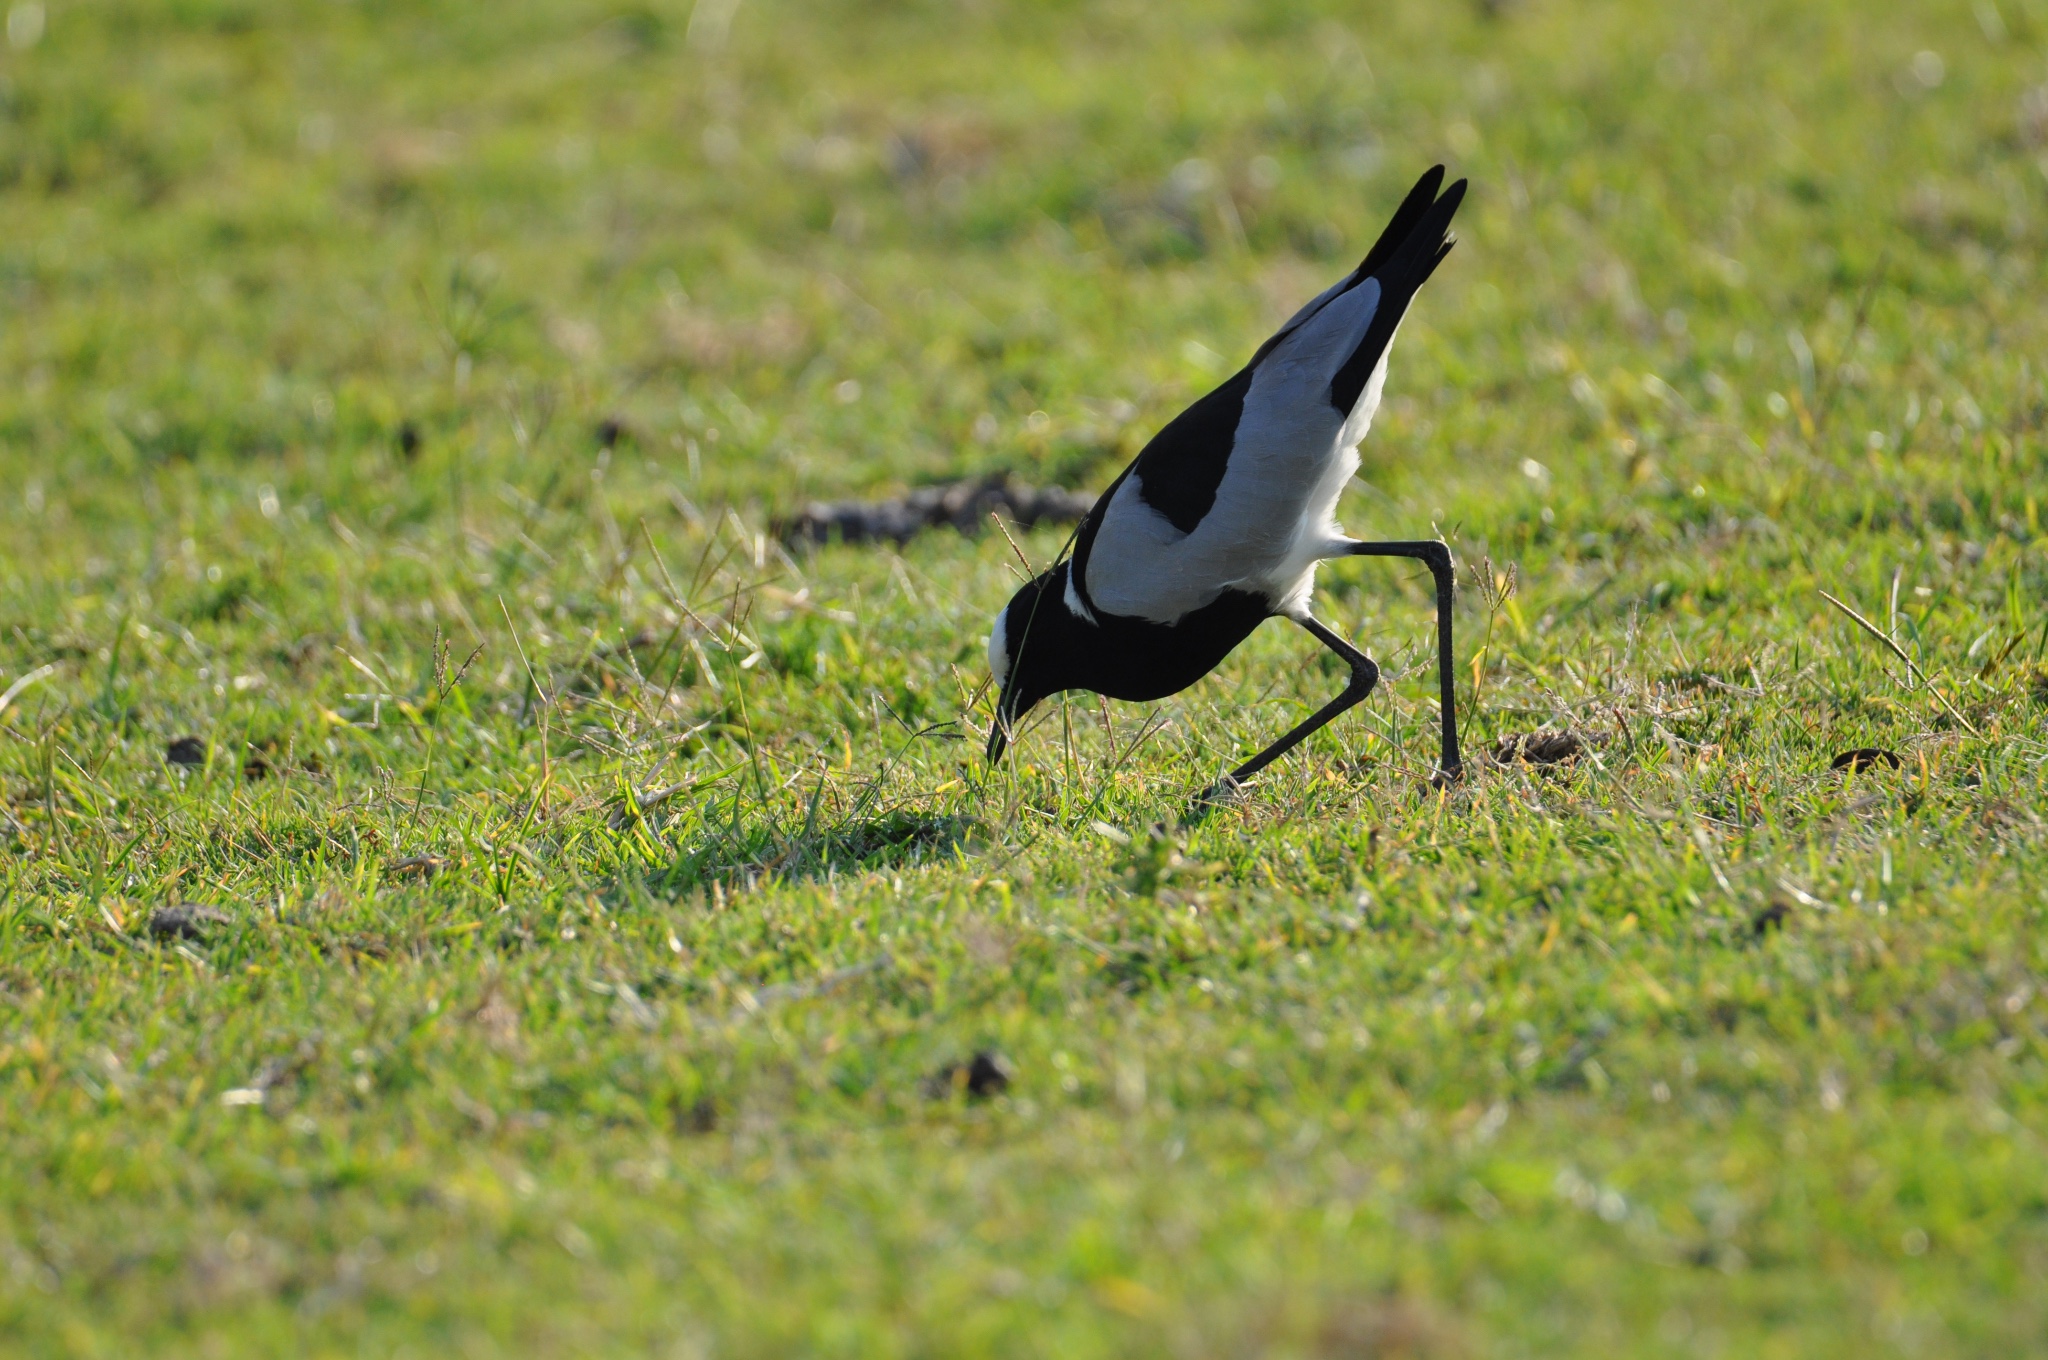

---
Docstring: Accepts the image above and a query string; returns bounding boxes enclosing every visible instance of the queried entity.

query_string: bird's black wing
[1114,363,1256,537]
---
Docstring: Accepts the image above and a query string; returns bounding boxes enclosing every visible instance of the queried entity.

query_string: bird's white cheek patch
[987,611,1010,689]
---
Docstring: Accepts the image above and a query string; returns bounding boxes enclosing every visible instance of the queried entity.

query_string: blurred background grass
[6,0,2048,1355]
[5,0,2043,526]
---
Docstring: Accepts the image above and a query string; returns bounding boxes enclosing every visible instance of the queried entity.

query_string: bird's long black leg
[1192,616,1379,810]
[1341,540,1462,782]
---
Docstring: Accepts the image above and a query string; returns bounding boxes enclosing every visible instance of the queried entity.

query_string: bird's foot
[1186,774,1250,822]
[1427,761,1465,790]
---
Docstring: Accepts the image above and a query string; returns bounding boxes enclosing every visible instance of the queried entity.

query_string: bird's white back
[1083,277,1391,623]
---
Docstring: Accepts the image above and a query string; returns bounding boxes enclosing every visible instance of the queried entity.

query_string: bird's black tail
[1350,164,1449,288]
[1328,173,1466,414]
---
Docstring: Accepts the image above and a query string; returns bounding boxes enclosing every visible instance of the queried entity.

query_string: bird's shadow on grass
[656,806,981,893]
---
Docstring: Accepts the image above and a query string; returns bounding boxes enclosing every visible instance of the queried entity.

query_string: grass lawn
[6,0,2048,1353]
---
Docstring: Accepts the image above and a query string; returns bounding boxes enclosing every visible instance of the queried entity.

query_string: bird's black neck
[1012,565,1272,709]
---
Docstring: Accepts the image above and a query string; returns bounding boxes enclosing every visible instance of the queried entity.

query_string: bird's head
[986,561,1090,764]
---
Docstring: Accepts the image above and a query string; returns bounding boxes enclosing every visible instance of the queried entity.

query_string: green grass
[6,0,2048,1352]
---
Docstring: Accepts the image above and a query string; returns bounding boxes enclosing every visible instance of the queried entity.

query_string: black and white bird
[985,165,1467,799]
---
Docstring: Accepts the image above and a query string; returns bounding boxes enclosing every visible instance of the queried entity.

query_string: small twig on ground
[1818,588,1978,735]
[607,765,739,830]
[0,664,56,720]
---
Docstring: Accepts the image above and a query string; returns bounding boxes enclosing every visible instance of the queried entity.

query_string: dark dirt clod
[1752,901,1791,936]
[963,1051,1012,1097]
[387,855,447,878]
[1493,730,1588,766]
[242,755,271,781]
[165,736,206,767]
[147,903,232,941]
[397,421,422,458]
[674,1095,718,1135]
[775,472,1094,548]
[1831,747,1902,773]
[924,1050,1012,1100]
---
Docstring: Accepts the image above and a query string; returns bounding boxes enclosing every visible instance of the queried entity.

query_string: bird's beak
[987,678,1018,764]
